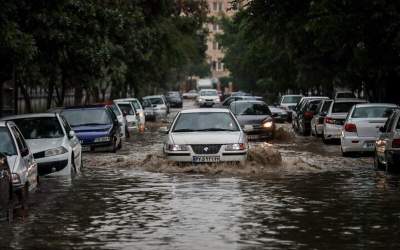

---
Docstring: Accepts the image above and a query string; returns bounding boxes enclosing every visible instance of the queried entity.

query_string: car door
[376,113,396,160]
[59,115,81,165]
[10,125,37,191]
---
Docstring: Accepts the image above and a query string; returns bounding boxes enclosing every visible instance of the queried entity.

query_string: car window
[0,127,17,156]
[321,101,333,113]
[308,100,322,112]
[13,117,64,139]
[132,100,141,110]
[11,126,28,153]
[62,108,112,126]
[60,116,72,135]
[110,104,122,116]
[282,96,302,104]
[117,104,135,115]
[332,102,361,113]
[148,97,164,105]
[352,107,396,118]
[173,112,239,132]
[384,113,396,132]
[142,99,152,108]
[230,102,272,116]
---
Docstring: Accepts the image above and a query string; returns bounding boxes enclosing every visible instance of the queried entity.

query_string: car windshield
[13,117,64,139]
[332,102,361,113]
[117,104,135,115]
[173,112,239,132]
[200,91,217,96]
[0,127,17,156]
[132,100,141,110]
[282,96,302,104]
[352,106,397,118]
[231,102,272,116]
[147,97,163,105]
[62,109,112,126]
[110,105,121,116]
[141,99,152,108]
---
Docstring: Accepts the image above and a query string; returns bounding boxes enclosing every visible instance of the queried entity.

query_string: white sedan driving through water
[163,109,248,163]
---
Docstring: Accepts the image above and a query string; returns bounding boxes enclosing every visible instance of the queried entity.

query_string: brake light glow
[393,139,400,148]
[325,117,334,124]
[344,123,357,133]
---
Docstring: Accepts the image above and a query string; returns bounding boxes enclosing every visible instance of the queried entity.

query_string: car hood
[26,138,65,154]
[72,124,112,133]
[236,115,271,125]
[170,132,242,145]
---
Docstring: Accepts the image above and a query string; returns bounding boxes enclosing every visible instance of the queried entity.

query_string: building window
[213,41,218,50]
[213,2,217,11]
[212,61,217,71]
[219,2,223,12]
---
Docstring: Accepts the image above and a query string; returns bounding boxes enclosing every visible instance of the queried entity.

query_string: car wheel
[71,153,77,175]
[112,137,117,153]
[374,151,384,170]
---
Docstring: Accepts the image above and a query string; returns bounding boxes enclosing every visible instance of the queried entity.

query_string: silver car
[143,95,169,120]
[3,113,82,176]
[114,98,146,129]
[341,103,398,156]
[0,121,38,207]
[163,109,247,163]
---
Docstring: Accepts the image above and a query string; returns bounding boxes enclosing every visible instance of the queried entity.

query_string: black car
[0,153,12,218]
[295,99,326,136]
[165,91,183,108]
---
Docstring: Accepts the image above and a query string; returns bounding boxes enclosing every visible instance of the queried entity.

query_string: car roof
[114,98,138,102]
[2,113,58,120]
[64,104,107,109]
[232,100,265,104]
[353,103,398,108]
[333,98,367,103]
[143,95,163,98]
[180,108,230,114]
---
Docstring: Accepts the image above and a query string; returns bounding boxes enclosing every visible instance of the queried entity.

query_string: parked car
[340,103,398,156]
[230,101,275,140]
[311,99,333,137]
[182,90,198,99]
[165,91,183,108]
[143,95,169,120]
[322,99,368,143]
[293,97,329,135]
[0,153,12,217]
[161,95,170,114]
[375,109,400,170]
[141,98,156,121]
[162,108,247,163]
[197,89,220,107]
[268,106,288,123]
[335,91,356,99]
[219,96,263,108]
[107,103,127,139]
[0,121,38,208]
[114,98,145,130]
[115,101,139,132]
[2,113,83,176]
[61,105,122,153]
[279,95,303,121]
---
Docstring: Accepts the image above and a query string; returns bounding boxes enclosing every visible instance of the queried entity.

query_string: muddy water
[1,102,400,249]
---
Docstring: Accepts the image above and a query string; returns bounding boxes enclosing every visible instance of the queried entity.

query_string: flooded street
[1,101,400,249]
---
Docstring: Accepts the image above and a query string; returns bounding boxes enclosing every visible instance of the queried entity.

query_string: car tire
[112,137,117,153]
[117,139,122,150]
[374,151,384,170]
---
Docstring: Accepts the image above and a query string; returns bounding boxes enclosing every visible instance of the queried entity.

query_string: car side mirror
[69,130,76,138]
[21,148,29,157]
[159,126,169,134]
[243,125,253,133]
[379,127,385,133]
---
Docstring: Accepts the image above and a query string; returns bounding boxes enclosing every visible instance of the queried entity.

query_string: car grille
[191,144,221,154]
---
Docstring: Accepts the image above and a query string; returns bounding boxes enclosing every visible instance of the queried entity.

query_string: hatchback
[163,109,247,163]
[62,105,121,152]
[143,95,169,120]
[115,101,138,132]
[114,98,146,129]
[341,103,398,156]
[3,113,82,176]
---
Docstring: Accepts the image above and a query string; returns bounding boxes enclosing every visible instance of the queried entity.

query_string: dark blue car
[61,105,122,153]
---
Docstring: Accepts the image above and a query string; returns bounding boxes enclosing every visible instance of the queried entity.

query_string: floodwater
[1,101,400,249]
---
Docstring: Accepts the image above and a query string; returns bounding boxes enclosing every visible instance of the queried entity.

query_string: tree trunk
[47,79,55,109]
[19,83,32,113]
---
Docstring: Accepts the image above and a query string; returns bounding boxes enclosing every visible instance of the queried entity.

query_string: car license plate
[192,156,220,163]
[365,142,375,148]
[82,146,90,152]
[247,135,260,140]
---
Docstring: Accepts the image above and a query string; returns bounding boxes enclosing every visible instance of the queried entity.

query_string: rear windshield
[352,106,396,118]
[321,101,333,113]
[62,109,112,126]
[282,96,302,104]
[117,104,135,115]
[230,102,271,116]
[0,127,17,156]
[147,98,164,105]
[332,102,361,113]
[173,112,239,132]
[13,117,64,139]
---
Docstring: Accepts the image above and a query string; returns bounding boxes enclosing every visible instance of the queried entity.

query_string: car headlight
[94,136,111,143]
[12,173,21,185]
[44,146,68,157]
[225,143,246,151]
[198,98,204,102]
[139,111,144,118]
[166,144,188,151]
[262,121,274,129]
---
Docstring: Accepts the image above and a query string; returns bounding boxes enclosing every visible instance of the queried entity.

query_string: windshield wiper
[173,129,196,132]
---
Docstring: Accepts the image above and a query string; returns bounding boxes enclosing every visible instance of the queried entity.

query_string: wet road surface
[1,100,400,249]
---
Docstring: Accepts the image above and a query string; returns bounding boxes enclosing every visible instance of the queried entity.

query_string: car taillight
[304,111,314,119]
[344,123,357,133]
[392,139,400,148]
[325,117,334,124]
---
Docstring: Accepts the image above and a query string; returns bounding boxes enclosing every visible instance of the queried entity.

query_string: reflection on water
[1,165,400,249]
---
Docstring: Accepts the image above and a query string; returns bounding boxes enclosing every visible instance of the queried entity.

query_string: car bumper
[324,124,343,139]
[341,135,376,152]
[198,101,218,107]
[316,124,324,135]
[165,151,247,163]
[81,141,114,151]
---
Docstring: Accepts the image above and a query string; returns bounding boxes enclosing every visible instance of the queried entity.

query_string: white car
[115,101,139,132]
[311,99,333,137]
[143,95,169,120]
[3,113,82,176]
[114,98,145,130]
[197,89,220,107]
[279,94,303,111]
[108,103,127,138]
[322,99,367,143]
[163,108,248,163]
[341,103,398,156]
[0,121,38,207]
